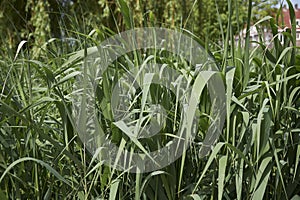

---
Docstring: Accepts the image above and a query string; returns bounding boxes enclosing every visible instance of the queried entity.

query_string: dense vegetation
[0,0,300,199]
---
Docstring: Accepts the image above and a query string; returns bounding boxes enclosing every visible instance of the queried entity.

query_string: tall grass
[0,0,300,199]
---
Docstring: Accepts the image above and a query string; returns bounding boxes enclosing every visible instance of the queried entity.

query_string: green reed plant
[0,0,300,199]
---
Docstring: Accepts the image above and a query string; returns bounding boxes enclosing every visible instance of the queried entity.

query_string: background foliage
[0,0,278,51]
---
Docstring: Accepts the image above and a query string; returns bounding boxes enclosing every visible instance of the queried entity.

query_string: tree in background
[26,0,51,57]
